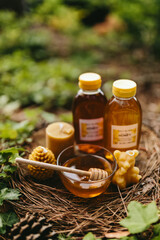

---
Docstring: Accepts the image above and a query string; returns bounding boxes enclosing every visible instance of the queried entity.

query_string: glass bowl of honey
[57,144,117,198]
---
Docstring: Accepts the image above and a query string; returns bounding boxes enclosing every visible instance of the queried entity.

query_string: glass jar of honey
[104,79,142,152]
[57,144,117,198]
[72,73,107,146]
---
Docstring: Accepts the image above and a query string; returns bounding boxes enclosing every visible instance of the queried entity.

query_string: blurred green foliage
[0,120,34,148]
[0,0,159,112]
[108,0,160,51]
[0,51,81,108]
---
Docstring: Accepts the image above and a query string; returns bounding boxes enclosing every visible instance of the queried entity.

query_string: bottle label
[79,118,103,141]
[111,123,138,148]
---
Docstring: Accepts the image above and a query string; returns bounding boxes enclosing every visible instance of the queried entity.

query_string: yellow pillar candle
[46,122,74,158]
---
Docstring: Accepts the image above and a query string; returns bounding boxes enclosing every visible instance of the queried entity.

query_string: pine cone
[9,213,56,240]
[28,146,56,180]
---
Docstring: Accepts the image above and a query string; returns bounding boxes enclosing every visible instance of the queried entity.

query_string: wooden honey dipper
[15,157,108,181]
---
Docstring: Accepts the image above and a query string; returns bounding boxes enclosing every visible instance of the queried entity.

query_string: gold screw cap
[79,72,102,90]
[112,79,137,98]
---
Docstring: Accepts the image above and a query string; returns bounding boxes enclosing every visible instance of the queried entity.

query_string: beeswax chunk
[112,150,142,189]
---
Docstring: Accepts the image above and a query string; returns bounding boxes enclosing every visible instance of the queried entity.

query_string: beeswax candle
[46,122,74,158]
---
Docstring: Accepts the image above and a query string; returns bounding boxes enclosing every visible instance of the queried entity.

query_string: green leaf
[0,188,20,205]
[109,237,137,240]
[151,235,160,240]
[58,234,73,240]
[0,172,9,179]
[0,147,24,164]
[8,152,20,164]
[0,128,18,139]
[83,233,95,240]
[120,201,159,234]
[0,211,19,234]
[151,223,160,239]
[3,165,17,173]
[0,217,6,235]
[0,154,6,164]
[154,223,160,235]
[83,232,101,240]
[0,147,23,154]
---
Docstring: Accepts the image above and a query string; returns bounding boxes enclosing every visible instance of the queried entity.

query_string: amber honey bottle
[72,73,107,146]
[104,79,142,152]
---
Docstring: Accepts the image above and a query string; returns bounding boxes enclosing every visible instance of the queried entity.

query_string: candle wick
[59,123,64,133]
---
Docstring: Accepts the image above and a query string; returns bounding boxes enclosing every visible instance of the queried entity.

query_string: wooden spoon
[15,157,108,181]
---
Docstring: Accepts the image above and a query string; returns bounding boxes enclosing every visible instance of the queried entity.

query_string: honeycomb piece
[28,146,56,180]
[112,150,142,189]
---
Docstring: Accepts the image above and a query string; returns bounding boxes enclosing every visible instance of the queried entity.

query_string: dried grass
[10,125,160,238]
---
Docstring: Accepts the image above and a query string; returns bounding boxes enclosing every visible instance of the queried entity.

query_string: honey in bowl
[57,144,117,198]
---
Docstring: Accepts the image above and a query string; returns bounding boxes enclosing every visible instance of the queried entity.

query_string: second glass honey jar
[72,72,107,146]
